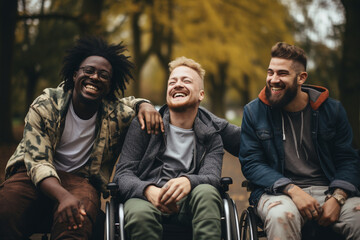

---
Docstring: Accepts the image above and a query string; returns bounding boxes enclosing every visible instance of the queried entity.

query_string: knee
[124,199,160,225]
[191,184,222,203]
[263,202,300,227]
[189,184,222,215]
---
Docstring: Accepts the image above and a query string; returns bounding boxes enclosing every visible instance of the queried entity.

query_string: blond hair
[168,56,205,81]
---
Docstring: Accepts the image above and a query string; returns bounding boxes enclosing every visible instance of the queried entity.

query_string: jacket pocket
[256,129,273,140]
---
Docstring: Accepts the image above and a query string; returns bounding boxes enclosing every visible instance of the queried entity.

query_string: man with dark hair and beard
[0,36,163,239]
[239,42,360,239]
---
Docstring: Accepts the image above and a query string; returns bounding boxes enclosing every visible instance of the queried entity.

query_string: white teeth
[85,84,98,91]
[174,93,186,98]
[272,87,282,91]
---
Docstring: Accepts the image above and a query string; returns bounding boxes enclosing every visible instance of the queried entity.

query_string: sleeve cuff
[270,177,293,194]
[135,100,151,114]
[29,163,60,187]
[329,179,360,197]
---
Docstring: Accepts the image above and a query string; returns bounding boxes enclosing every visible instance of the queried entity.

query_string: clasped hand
[144,177,191,214]
[287,185,341,226]
[57,192,86,230]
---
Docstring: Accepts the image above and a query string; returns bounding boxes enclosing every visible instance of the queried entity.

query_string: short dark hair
[61,36,134,99]
[271,42,307,71]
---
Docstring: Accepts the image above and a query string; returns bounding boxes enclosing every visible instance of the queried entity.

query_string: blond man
[114,57,237,240]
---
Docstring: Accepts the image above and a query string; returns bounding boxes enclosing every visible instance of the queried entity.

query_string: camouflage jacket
[5,82,145,196]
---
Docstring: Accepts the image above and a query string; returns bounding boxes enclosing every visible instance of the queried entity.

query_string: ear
[297,72,308,85]
[73,71,78,80]
[198,90,205,102]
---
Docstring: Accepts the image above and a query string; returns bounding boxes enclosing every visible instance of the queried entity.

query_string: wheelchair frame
[105,177,241,240]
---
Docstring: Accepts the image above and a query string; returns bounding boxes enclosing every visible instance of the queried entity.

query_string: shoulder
[103,97,137,125]
[30,85,70,117]
[317,97,343,117]
[244,98,264,110]
[243,98,267,119]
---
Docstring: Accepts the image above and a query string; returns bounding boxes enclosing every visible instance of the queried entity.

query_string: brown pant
[0,167,100,240]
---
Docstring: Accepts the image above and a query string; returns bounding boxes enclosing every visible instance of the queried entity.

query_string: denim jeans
[256,186,360,240]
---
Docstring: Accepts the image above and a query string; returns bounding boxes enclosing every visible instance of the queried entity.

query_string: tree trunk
[131,9,142,97]
[339,0,360,149]
[25,68,40,110]
[0,0,17,144]
[79,0,104,35]
[208,62,228,118]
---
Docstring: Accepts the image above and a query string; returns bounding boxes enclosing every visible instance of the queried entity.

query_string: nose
[174,80,185,88]
[89,71,100,80]
[268,73,280,84]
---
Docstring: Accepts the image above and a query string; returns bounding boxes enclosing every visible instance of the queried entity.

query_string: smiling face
[72,56,112,106]
[265,57,304,109]
[166,66,204,112]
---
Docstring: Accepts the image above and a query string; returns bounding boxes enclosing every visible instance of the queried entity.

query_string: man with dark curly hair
[0,36,163,239]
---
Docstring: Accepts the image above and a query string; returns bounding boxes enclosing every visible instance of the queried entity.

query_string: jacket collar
[52,81,117,119]
[258,84,329,111]
[159,104,217,144]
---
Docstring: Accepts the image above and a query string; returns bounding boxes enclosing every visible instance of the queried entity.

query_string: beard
[265,76,298,109]
[167,100,199,112]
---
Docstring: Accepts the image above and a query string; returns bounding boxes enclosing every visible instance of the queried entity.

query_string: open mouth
[82,81,101,95]
[173,92,187,98]
[271,87,283,92]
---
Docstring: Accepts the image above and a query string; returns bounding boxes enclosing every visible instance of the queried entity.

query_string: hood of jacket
[258,84,329,111]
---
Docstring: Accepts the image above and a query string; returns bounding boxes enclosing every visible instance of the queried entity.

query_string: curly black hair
[61,36,134,99]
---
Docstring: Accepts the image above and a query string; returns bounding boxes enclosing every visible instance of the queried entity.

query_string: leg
[256,193,303,240]
[50,171,100,240]
[124,198,163,240]
[0,167,53,240]
[332,196,360,240]
[181,184,222,240]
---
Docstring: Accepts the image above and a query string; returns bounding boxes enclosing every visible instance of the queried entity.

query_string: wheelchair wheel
[239,207,258,240]
[106,198,117,240]
[222,194,240,240]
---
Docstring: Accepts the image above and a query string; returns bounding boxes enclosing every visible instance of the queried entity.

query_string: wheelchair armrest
[107,182,119,197]
[221,177,233,192]
[241,180,255,192]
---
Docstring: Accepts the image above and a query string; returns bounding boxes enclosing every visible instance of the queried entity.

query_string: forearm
[119,96,150,112]
[39,177,71,203]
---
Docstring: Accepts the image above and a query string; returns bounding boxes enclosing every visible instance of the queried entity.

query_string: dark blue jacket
[239,85,360,206]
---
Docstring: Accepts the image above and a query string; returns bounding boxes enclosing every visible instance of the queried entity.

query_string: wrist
[144,185,156,199]
[135,100,151,113]
[325,192,346,206]
[283,183,296,196]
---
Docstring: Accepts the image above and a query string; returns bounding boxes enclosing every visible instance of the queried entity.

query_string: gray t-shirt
[283,104,329,188]
[157,124,196,186]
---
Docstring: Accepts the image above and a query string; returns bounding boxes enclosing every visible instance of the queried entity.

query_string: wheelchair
[239,180,345,240]
[105,177,241,240]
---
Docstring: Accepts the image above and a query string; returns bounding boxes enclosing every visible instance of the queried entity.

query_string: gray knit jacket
[114,105,228,201]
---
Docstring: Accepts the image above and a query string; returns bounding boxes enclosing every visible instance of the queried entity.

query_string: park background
[1,0,359,233]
